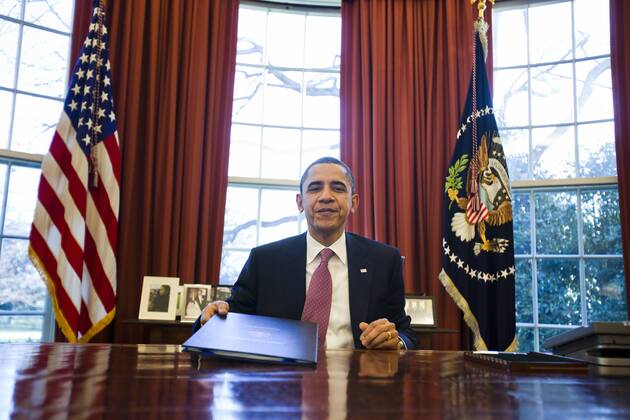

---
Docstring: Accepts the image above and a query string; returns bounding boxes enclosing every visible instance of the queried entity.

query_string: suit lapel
[346,233,371,346]
[284,233,307,319]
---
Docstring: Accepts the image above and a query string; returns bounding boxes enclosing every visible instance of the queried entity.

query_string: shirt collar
[306,231,347,265]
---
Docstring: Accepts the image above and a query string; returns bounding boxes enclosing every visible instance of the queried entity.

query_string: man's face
[296,163,359,244]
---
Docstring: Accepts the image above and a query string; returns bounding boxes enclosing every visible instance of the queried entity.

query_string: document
[182,312,318,365]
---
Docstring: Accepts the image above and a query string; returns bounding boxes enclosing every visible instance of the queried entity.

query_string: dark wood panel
[2,343,630,418]
[120,319,195,344]
[119,319,458,348]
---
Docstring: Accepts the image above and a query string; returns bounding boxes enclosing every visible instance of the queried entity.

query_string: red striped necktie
[302,248,335,348]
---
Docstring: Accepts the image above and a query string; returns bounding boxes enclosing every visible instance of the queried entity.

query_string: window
[493,0,627,351]
[220,3,341,284]
[0,0,74,342]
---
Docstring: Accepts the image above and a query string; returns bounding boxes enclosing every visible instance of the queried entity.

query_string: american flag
[28,1,120,343]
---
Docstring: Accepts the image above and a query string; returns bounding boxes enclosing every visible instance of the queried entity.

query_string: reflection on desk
[1,344,630,418]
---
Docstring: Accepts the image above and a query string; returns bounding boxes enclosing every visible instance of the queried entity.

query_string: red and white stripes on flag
[29,2,120,343]
[466,193,489,224]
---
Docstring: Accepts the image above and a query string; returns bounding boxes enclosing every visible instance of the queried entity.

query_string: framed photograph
[181,284,212,322]
[138,276,180,320]
[213,285,233,302]
[404,295,436,327]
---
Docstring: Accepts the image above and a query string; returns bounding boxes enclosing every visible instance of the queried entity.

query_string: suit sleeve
[227,248,259,314]
[191,248,259,334]
[387,250,417,350]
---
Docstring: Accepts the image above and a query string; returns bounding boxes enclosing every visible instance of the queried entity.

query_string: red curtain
[610,0,630,317]
[69,0,239,342]
[341,0,493,349]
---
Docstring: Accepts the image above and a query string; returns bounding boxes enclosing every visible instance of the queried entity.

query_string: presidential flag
[439,25,517,351]
[29,0,120,343]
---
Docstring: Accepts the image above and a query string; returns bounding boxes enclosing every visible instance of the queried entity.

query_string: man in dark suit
[197,157,416,350]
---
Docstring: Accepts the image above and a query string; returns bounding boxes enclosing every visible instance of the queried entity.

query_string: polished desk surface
[2,344,630,418]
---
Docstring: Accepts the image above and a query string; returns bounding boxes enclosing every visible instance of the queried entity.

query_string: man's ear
[296,193,304,212]
[350,193,359,213]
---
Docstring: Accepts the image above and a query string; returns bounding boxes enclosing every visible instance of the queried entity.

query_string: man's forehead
[304,163,350,184]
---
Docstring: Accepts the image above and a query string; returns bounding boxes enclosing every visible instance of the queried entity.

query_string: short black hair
[299,157,355,194]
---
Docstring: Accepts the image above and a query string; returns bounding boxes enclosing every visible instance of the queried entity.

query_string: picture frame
[181,284,213,322]
[212,284,233,302]
[138,276,180,321]
[404,295,436,327]
[175,285,184,317]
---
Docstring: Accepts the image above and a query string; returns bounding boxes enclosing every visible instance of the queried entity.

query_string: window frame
[513,183,623,350]
[493,0,625,352]
[221,2,341,285]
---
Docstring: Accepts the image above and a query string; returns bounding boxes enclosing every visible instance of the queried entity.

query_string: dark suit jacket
[195,232,416,349]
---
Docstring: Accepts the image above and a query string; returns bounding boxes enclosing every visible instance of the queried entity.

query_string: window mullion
[257,8,271,180]
[523,5,541,352]
[529,189,540,351]
[570,0,580,178]
[0,162,12,239]
[7,11,25,151]
[41,295,55,342]
[298,12,307,183]
[576,187,588,326]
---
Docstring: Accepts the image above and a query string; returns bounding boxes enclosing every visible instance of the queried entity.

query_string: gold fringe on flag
[28,245,115,343]
[440,268,518,352]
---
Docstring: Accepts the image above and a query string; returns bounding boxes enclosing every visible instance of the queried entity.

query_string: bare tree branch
[223,215,300,245]
[232,38,340,117]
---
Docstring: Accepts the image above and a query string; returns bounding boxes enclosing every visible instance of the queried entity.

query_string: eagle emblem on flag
[446,132,512,257]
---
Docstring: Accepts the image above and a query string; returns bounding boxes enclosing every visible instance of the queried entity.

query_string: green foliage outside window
[514,186,627,350]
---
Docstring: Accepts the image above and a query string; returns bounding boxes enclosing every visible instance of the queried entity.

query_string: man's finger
[365,328,399,349]
[361,319,388,345]
[200,301,229,325]
[371,330,399,349]
[200,303,216,325]
[216,301,229,315]
[359,318,388,339]
[360,319,395,347]
[362,319,392,343]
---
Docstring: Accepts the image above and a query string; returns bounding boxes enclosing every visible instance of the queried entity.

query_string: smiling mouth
[316,208,337,215]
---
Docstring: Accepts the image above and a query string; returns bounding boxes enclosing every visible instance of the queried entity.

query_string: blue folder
[182,312,318,365]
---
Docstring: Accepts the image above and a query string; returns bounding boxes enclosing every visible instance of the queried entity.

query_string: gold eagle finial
[470,0,495,19]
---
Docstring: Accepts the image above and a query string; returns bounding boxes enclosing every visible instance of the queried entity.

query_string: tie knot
[319,248,334,264]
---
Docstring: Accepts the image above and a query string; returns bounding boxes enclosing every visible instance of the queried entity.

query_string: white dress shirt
[305,232,354,349]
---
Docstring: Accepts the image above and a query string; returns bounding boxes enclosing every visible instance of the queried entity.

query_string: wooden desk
[2,343,630,418]
[412,327,458,349]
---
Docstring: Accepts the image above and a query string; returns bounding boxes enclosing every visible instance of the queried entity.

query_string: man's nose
[318,185,334,201]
